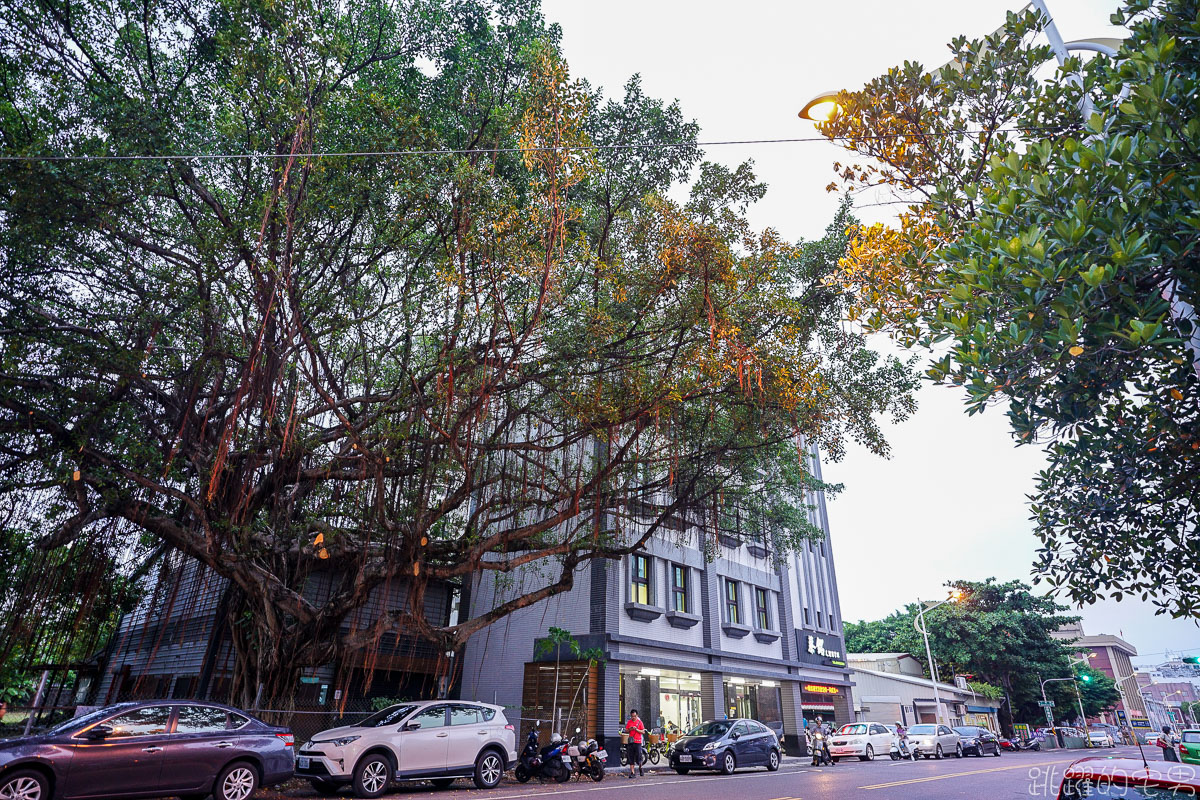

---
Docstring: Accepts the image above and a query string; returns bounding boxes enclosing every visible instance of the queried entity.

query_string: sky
[539,0,1199,666]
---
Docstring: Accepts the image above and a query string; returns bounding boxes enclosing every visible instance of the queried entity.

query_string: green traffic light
[1184,656,1200,665]
[1080,675,1092,682]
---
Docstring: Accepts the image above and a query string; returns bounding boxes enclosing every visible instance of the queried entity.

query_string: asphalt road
[273,746,1152,800]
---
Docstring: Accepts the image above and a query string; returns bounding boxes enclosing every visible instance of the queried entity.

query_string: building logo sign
[803,683,840,695]
[806,635,842,660]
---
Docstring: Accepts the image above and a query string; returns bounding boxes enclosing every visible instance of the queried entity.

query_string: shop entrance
[618,667,702,735]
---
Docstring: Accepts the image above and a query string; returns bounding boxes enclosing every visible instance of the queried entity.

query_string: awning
[966,705,997,714]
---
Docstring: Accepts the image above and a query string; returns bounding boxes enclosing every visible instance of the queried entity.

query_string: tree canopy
[844,579,1097,730]
[818,0,1200,618]
[0,0,917,702]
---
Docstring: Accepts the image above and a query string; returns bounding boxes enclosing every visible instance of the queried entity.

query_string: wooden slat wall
[521,660,599,743]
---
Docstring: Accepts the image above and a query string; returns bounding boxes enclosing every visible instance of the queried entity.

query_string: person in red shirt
[625,709,646,778]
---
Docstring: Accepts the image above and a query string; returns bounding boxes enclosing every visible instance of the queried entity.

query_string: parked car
[906,724,962,759]
[1178,729,1200,765]
[668,719,781,775]
[828,722,894,762]
[953,726,1001,757]
[297,701,515,797]
[1057,756,1200,798]
[1085,725,1118,748]
[0,700,294,800]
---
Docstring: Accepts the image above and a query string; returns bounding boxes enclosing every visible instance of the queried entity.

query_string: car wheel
[352,753,392,799]
[935,745,944,760]
[308,779,340,794]
[430,779,454,790]
[720,750,736,775]
[861,745,874,762]
[0,770,48,800]
[473,750,505,790]
[214,762,258,800]
[674,768,689,775]
[954,744,963,758]
[766,749,780,772]
[993,743,1001,757]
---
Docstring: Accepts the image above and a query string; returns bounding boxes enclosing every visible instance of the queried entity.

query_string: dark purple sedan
[0,701,294,800]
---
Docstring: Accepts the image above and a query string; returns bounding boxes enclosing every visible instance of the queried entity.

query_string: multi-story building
[1136,676,1198,726]
[1071,633,1148,727]
[459,444,851,757]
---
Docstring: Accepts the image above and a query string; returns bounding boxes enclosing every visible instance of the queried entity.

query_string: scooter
[889,735,917,761]
[809,730,834,766]
[568,728,606,782]
[514,729,572,783]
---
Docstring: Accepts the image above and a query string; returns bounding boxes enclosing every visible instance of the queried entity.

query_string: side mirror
[402,721,421,731]
[730,732,740,740]
[87,724,113,740]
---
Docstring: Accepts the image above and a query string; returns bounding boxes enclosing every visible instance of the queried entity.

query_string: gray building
[459,445,852,757]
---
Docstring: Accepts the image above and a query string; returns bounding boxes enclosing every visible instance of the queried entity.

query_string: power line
[0,125,1073,163]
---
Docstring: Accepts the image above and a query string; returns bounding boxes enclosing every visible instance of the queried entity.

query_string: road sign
[1116,709,1128,725]
[1045,708,1055,728]
[1038,700,1056,708]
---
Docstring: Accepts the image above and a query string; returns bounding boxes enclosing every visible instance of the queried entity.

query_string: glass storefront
[618,667,702,735]
[801,681,845,726]
[723,679,783,734]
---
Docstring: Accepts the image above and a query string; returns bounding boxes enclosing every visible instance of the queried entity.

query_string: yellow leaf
[1069,345,1084,357]
[72,469,80,481]
[317,547,329,560]
[1170,388,1183,400]
[313,532,324,546]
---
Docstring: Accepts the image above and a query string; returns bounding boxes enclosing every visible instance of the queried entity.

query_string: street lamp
[914,589,963,726]
[797,92,842,122]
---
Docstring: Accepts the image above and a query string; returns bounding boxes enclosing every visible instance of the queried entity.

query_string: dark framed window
[725,580,741,624]
[631,555,651,605]
[803,608,810,625]
[671,565,688,612]
[755,587,770,629]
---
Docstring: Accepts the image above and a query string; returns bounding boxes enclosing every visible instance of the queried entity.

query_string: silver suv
[296,701,516,796]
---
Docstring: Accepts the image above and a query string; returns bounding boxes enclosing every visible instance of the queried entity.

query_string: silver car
[296,701,516,797]
[906,723,963,759]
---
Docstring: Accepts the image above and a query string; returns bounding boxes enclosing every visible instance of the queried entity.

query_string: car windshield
[837,724,867,735]
[46,706,127,736]
[358,704,419,728]
[908,725,938,735]
[687,721,732,737]
[1183,732,1200,744]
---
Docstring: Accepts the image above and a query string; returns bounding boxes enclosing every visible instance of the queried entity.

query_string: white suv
[296,701,516,797]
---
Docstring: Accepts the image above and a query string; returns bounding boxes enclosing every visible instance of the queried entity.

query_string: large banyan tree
[0,0,917,704]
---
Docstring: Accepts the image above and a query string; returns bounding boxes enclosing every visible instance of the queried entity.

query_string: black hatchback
[0,701,294,800]
[669,719,781,775]
[953,726,1002,757]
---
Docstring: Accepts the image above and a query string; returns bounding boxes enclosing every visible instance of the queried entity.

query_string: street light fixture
[797,92,842,122]
[914,589,963,726]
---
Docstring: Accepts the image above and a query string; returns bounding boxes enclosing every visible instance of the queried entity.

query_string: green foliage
[1074,663,1121,717]
[821,0,1200,618]
[967,680,1004,700]
[847,579,1084,727]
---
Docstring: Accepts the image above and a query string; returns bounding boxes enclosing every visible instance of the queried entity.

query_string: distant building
[846,658,1002,731]
[1071,633,1148,727]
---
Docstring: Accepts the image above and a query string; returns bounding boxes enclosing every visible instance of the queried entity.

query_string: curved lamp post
[798,92,842,122]
[914,589,963,726]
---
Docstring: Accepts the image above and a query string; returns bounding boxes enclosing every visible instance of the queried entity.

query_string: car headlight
[314,735,361,747]
[702,742,719,751]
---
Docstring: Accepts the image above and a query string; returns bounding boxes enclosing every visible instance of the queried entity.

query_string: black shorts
[626,741,643,764]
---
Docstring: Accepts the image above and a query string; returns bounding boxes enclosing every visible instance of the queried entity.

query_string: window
[631,555,651,605]
[481,708,496,722]
[450,705,481,726]
[755,587,770,629]
[175,705,245,734]
[870,724,887,735]
[803,608,810,625]
[410,705,447,729]
[725,580,740,624]
[731,721,749,736]
[671,565,688,612]
[103,706,172,738]
[360,704,418,727]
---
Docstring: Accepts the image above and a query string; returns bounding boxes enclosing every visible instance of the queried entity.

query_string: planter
[624,602,663,622]
[665,610,702,629]
[722,622,751,639]
[753,629,781,644]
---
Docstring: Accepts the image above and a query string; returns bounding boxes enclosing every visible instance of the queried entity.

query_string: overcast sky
[540,0,1199,665]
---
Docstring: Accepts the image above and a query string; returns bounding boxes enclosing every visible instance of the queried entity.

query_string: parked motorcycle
[568,729,606,782]
[809,730,834,766]
[514,729,572,783]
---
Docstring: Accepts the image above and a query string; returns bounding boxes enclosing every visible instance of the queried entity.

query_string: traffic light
[1184,656,1199,665]
[1079,674,1093,683]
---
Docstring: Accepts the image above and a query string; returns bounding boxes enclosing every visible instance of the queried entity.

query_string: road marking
[858,759,1070,790]
[480,769,801,800]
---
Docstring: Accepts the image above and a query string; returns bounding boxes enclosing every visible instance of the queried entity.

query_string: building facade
[846,659,1002,732]
[1073,634,1148,727]
[459,445,852,757]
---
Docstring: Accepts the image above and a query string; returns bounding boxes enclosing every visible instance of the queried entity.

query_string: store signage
[803,683,840,695]
[1131,718,1151,728]
[796,629,846,667]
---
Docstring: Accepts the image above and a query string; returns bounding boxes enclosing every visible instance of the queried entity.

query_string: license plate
[568,747,580,757]
[596,750,607,759]
[679,754,692,762]
[561,755,571,763]
[298,757,310,769]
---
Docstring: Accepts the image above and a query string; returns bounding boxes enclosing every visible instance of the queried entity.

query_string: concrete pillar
[598,661,622,766]
[701,672,724,721]
[780,680,807,756]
